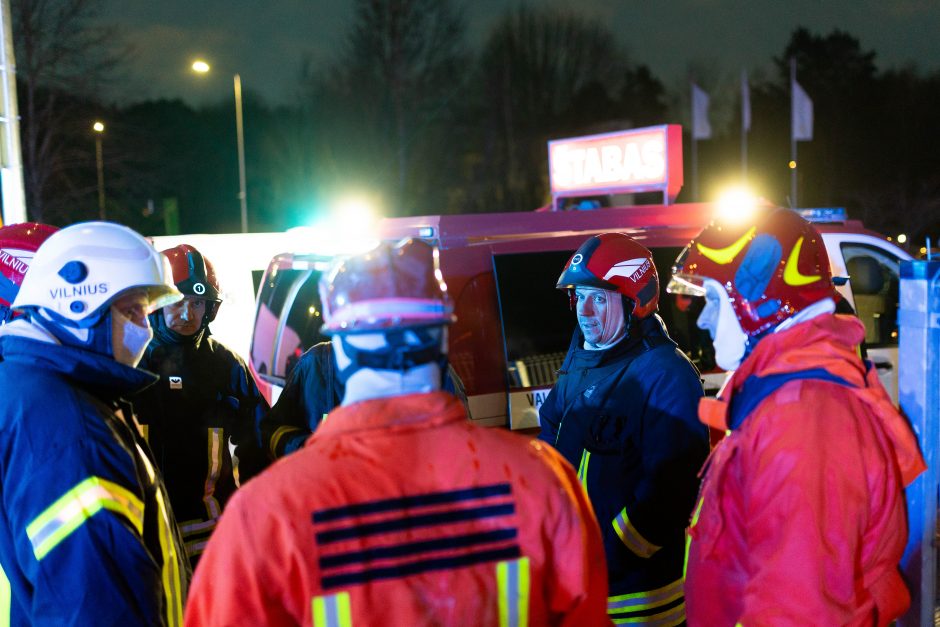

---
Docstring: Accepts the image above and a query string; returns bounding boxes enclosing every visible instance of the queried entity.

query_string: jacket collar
[310,391,465,441]
[699,313,925,486]
[0,335,158,400]
[566,313,672,367]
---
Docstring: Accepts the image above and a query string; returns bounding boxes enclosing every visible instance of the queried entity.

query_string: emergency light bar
[796,207,847,223]
[548,125,684,206]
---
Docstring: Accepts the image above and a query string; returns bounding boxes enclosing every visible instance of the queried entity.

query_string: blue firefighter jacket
[538,314,708,624]
[0,335,189,626]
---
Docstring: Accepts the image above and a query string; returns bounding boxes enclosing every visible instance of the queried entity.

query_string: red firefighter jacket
[685,314,925,626]
[185,391,610,626]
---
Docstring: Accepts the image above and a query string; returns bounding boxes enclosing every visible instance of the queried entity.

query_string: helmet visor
[666,274,706,298]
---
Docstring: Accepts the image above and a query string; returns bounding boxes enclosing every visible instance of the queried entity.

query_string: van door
[823,234,910,404]
[250,257,332,405]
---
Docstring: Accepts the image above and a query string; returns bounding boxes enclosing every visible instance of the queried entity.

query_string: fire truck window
[651,247,716,373]
[275,270,330,379]
[251,267,304,384]
[841,244,901,347]
[493,251,575,390]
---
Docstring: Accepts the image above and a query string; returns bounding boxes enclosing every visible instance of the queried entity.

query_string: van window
[492,247,715,391]
[277,271,329,378]
[841,243,901,347]
[251,265,330,384]
[493,251,573,389]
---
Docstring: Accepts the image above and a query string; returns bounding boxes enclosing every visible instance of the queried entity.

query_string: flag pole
[741,69,748,183]
[790,58,798,208]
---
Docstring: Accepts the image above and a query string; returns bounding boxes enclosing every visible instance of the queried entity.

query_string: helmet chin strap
[334,327,446,385]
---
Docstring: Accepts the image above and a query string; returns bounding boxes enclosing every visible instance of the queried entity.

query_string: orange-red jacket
[686,314,925,626]
[185,391,610,626]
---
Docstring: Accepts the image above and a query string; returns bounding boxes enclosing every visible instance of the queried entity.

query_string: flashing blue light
[796,207,847,223]
[418,226,435,238]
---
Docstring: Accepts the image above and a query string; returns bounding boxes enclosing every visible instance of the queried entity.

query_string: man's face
[111,290,153,367]
[575,287,612,346]
[162,296,207,336]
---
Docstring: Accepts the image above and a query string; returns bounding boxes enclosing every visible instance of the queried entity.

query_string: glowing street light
[92,121,106,219]
[191,59,248,233]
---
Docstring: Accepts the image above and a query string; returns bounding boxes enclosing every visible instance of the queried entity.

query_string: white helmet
[13,222,181,323]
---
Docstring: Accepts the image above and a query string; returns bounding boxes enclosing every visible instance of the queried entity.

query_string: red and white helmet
[162,244,222,323]
[319,239,455,335]
[668,208,837,337]
[0,222,58,311]
[556,232,660,318]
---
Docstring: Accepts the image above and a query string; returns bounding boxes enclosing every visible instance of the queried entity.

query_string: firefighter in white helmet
[186,239,609,626]
[0,222,189,625]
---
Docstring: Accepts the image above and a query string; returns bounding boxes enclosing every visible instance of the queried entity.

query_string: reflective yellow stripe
[696,227,756,265]
[0,562,9,627]
[608,578,683,612]
[684,497,704,578]
[136,443,184,627]
[577,450,590,492]
[497,557,529,627]
[312,591,351,627]
[612,507,661,559]
[26,477,144,560]
[154,484,184,626]
[783,236,821,286]
[139,423,149,443]
[270,425,304,458]
[610,600,685,625]
[203,428,223,519]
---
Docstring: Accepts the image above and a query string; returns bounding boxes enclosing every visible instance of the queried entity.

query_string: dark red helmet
[668,208,837,337]
[161,244,222,322]
[557,232,660,318]
[0,222,58,311]
[319,239,455,335]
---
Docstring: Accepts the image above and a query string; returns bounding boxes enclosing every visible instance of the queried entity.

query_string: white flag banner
[791,78,813,141]
[691,83,712,140]
[741,70,751,132]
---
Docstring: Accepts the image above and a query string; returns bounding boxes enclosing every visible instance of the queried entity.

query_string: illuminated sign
[548,124,683,203]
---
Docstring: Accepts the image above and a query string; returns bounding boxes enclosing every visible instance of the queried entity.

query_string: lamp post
[92,121,106,220]
[192,60,248,233]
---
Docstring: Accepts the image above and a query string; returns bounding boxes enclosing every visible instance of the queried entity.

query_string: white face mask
[697,279,749,371]
[111,308,153,367]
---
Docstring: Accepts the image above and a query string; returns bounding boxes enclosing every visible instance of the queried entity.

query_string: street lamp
[192,60,248,233]
[92,121,106,220]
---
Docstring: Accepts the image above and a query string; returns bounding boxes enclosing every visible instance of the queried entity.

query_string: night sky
[99,0,940,107]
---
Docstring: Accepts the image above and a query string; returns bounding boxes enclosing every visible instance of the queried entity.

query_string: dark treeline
[11,1,940,246]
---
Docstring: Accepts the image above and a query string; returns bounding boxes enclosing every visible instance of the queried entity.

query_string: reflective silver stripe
[612,507,661,558]
[180,518,218,536]
[497,557,530,627]
[608,577,683,611]
[610,600,685,626]
[203,428,223,519]
[312,592,351,627]
[26,477,144,560]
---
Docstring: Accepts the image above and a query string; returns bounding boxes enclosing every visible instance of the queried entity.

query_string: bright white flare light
[716,187,759,225]
[288,197,381,256]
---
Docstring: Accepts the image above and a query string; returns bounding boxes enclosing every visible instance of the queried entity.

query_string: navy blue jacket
[0,334,189,626]
[538,315,707,622]
[135,331,269,565]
